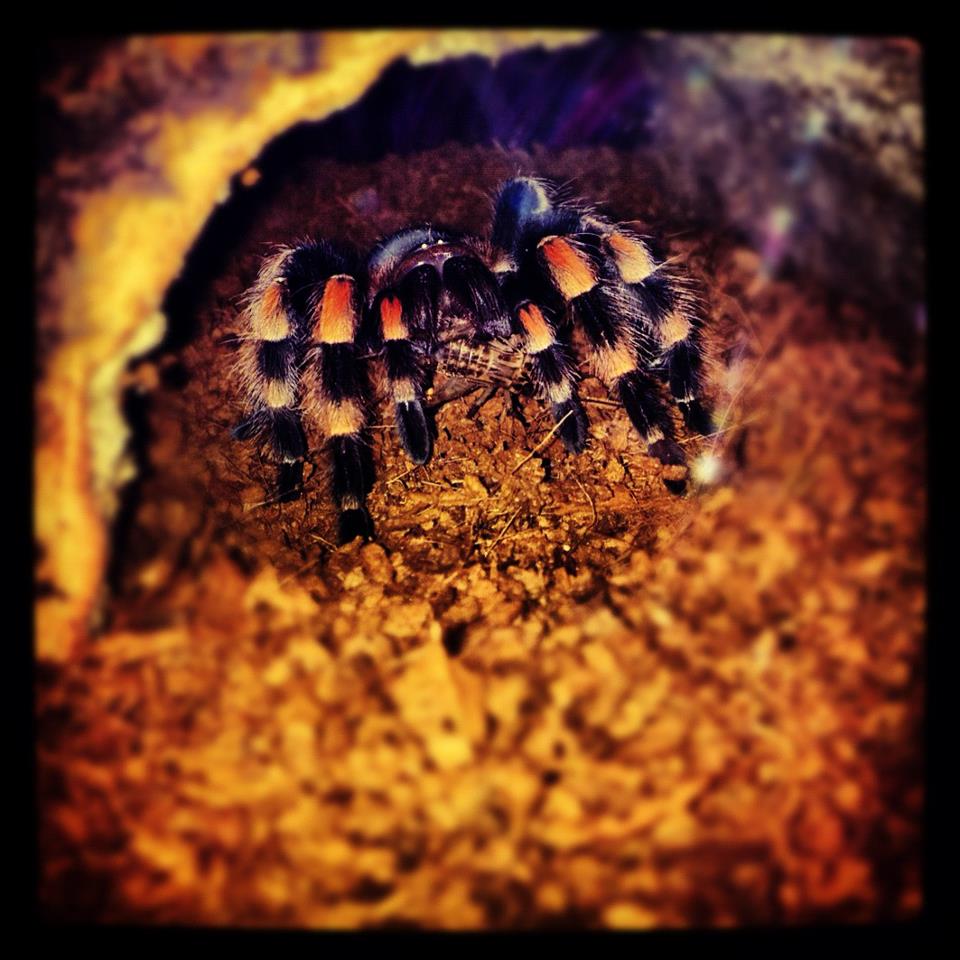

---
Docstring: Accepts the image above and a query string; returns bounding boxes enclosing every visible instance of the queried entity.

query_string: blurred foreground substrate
[38,144,924,927]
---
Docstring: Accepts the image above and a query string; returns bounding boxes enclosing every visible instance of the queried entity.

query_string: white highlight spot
[691,451,724,487]
[530,180,550,214]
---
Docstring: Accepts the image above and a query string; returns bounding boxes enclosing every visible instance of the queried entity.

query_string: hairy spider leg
[366,232,441,466]
[302,268,375,543]
[367,226,511,467]
[375,284,434,465]
[518,301,589,453]
[497,259,588,452]
[233,249,308,501]
[537,233,689,490]
[602,228,714,436]
[492,176,580,259]
[493,178,599,452]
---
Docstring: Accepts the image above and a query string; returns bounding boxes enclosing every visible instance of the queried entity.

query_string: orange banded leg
[377,292,432,464]
[304,274,374,542]
[516,301,588,453]
[535,234,686,484]
[593,337,689,493]
[234,264,307,501]
[537,235,621,346]
[655,304,712,435]
[605,230,713,436]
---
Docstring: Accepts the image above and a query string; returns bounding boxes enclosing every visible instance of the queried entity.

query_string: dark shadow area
[263,36,655,165]
[105,385,155,601]
[156,34,657,356]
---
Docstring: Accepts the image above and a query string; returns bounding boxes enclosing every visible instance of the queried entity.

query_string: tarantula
[233,177,713,542]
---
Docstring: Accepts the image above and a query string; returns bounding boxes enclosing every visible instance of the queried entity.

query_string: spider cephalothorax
[234,177,714,543]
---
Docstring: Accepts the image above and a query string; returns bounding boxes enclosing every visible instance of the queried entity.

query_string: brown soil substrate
[37,144,924,927]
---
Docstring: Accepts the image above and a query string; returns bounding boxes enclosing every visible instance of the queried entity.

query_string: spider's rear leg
[304,274,375,543]
[604,230,714,436]
[596,342,688,494]
[234,258,308,502]
[537,234,687,490]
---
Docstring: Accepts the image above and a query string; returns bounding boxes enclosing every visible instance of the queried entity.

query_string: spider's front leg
[369,284,435,466]
[497,269,589,453]
[366,226,511,466]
